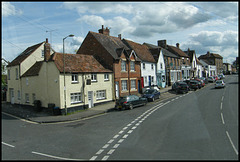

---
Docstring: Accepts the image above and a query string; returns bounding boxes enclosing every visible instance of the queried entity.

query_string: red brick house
[77,25,141,98]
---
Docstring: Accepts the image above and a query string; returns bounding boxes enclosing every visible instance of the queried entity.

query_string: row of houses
[6,25,224,114]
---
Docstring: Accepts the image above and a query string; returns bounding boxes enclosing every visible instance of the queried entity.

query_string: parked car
[194,78,205,87]
[200,77,208,84]
[213,75,219,81]
[218,74,225,79]
[207,76,215,83]
[115,95,147,110]
[188,80,199,91]
[215,80,225,89]
[172,81,189,94]
[193,80,202,89]
[142,89,160,101]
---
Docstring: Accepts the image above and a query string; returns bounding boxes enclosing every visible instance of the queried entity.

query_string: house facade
[7,39,114,114]
[77,25,141,98]
[143,43,166,88]
[199,59,217,77]
[122,39,157,90]
[198,51,223,74]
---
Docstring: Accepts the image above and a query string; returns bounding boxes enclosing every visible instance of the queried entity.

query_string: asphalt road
[2,75,238,160]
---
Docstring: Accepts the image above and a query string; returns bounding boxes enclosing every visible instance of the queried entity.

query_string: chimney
[207,51,210,57]
[98,25,110,36]
[157,40,167,49]
[176,43,179,48]
[44,38,51,61]
[118,34,121,40]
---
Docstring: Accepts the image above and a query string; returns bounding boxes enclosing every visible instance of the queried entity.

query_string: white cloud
[2,2,22,17]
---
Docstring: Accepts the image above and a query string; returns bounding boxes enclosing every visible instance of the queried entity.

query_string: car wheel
[129,104,133,110]
[152,97,155,102]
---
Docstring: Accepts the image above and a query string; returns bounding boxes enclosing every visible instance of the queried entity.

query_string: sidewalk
[2,86,172,124]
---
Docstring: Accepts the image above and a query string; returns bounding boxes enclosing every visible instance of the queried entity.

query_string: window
[26,78,29,86]
[104,73,109,81]
[41,50,44,57]
[144,76,147,85]
[143,63,145,69]
[121,80,127,91]
[91,74,97,82]
[72,73,78,83]
[8,69,10,80]
[131,80,136,90]
[151,76,154,84]
[160,63,163,69]
[96,90,106,100]
[32,93,36,103]
[130,61,135,71]
[16,68,18,80]
[17,90,21,100]
[151,64,154,70]
[25,93,29,103]
[121,60,126,71]
[71,93,82,104]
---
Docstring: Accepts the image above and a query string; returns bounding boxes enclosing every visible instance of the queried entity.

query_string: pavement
[1,86,172,124]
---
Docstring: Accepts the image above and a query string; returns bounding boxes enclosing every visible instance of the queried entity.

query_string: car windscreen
[144,90,154,94]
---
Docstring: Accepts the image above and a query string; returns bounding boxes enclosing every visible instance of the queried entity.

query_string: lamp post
[63,34,74,115]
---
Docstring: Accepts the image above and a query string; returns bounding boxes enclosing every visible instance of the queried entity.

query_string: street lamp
[63,34,74,115]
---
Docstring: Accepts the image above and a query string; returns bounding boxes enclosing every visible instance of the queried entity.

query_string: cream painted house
[7,39,114,114]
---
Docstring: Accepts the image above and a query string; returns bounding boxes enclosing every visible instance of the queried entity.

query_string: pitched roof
[7,42,44,67]
[52,52,112,73]
[122,39,156,63]
[143,43,179,60]
[88,31,130,60]
[198,53,223,59]
[21,61,43,77]
[167,45,189,58]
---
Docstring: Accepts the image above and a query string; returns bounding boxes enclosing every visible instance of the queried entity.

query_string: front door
[115,81,119,99]
[10,88,14,104]
[88,91,93,108]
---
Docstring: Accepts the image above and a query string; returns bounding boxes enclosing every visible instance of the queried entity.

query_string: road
[2,75,238,160]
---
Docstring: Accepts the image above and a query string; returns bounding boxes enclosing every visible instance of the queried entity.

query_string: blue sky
[2,1,238,64]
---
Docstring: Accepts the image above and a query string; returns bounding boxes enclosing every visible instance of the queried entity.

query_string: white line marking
[122,126,128,130]
[220,102,223,110]
[222,96,224,101]
[102,144,109,149]
[127,130,133,134]
[2,142,15,148]
[2,112,38,124]
[221,113,225,124]
[107,139,114,144]
[102,155,109,160]
[122,134,128,138]
[113,144,120,148]
[226,131,239,155]
[127,123,132,127]
[32,151,83,161]
[113,134,119,139]
[131,126,137,130]
[118,130,124,134]
[107,149,115,155]
[118,139,124,143]
[96,149,104,155]
[90,156,97,160]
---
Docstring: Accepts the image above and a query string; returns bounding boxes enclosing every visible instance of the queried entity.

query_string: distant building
[198,51,223,74]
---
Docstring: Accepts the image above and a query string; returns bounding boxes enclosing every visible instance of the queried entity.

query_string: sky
[2,1,238,64]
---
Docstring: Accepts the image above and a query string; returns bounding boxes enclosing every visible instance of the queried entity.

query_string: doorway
[88,91,94,108]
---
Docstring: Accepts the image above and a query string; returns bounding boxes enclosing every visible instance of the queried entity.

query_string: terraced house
[77,25,141,98]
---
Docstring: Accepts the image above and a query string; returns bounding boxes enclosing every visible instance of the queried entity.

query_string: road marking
[118,139,124,143]
[226,131,239,155]
[127,130,133,134]
[113,134,119,139]
[32,151,84,161]
[107,149,115,155]
[90,156,97,160]
[122,134,128,138]
[221,113,225,124]
[221,96,224,102]
[102,155,109,160]
[96,149,104,155]
[113,144,120,148]
[2,112,38,124]
[102,144,109,149]
[107,139,114,144]
[220,102,223,110]
[2,142,15,148]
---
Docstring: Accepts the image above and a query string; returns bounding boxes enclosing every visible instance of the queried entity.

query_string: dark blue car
[142,89,160,101]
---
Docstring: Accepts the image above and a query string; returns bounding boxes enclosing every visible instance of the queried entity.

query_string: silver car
[215,80,225,88]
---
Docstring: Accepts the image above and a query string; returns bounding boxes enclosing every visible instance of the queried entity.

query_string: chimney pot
[46,38,48,43]
[118,34,121,40]
[176,43,179,48]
